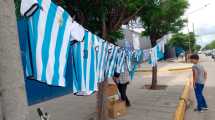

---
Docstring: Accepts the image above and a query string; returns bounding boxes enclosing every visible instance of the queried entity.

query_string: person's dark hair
[190,54,199,60]
[114,72,120,78]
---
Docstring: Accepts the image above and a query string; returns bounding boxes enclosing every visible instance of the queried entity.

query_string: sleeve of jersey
[70,21,85,42]
[20,0,39,17]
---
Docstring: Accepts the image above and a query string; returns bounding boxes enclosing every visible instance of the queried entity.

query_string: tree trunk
[150,36,158,89]
[0,0,29,120]
[97,80,108,120]
[102,17,107,40]
[151,64,158,89]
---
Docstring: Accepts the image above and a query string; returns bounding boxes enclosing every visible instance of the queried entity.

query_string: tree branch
[112,8,126,30]
[112,5,145,31]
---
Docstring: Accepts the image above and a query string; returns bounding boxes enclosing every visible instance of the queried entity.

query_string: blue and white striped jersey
[132,49,144,64]
[125,50,133,72]
[150,46,158,66]
[115,49,126,73]
[105,44,119,78]
[21,0,84,86]
[156,43,164,60]
[95,38,109,82]
[123,50,137,80]
[72,31,99,93]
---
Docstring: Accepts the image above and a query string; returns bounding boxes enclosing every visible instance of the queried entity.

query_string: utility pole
[0,0,29,120]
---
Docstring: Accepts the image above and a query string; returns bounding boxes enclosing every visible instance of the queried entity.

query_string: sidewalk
[118,63,190,120]
[185,56,215,120]
[28,62,191,120]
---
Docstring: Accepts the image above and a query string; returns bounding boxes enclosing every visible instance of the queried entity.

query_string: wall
[117,29,152,49]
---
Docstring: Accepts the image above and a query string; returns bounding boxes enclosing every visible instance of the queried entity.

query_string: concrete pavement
[118,63,190,120]
[28,62,192,120]
[185,55,215,120]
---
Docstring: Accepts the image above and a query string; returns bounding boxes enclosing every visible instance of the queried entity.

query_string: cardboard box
[108,101,127,119]
[104,84,118,97]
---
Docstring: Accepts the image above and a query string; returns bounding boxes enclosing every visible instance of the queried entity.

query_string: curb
[136,66,192,73]
[168,67,192,71]
[174,78,192,120]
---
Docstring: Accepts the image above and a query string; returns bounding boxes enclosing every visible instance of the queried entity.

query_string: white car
[198,51,202,54]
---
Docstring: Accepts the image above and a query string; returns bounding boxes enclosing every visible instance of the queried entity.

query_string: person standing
[190,54,208,112]
[113,71,131,107]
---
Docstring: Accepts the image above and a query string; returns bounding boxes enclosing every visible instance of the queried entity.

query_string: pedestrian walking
[190,54,208,112]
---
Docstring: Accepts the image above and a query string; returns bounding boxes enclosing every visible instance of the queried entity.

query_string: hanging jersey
[157,44,164,60]
[95,39,109,82]
[124,50,137,80]
[142,49,151,61]
[21,0,84,86]
[125,50,133,72]
[150,46,158,66]
[132,49,144,64]
[105,45,119,78]
[115,49,126,73]
[72,31,99,93]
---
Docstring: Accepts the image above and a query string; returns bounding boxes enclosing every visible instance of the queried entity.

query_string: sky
[184,0,215,46]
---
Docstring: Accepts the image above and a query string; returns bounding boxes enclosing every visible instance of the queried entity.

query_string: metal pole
[0,0,29,120]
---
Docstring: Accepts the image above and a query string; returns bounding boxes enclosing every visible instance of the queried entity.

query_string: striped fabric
[125,50,133,72]
[132,49,144,64]
[156,44,164,60]
[21,0,84,86]
[72,31,99,93]
[105,45,119,78]
[150,46,158,66]
[125,50,138,80]
[95,38,109,82]
[142,49,151,61]
[115,49,126,73]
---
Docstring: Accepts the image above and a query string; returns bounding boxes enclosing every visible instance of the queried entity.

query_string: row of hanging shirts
[20,0,166,94]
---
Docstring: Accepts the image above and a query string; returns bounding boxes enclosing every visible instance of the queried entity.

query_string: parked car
[198,51,202,54]
[205,50,213,56]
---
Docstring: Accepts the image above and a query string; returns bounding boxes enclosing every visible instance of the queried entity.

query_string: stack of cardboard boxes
[105,84,127,119]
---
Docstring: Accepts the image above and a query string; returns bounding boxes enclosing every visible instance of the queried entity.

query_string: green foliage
[168,32,197,52]
[204,40,215,50]
[108,30,124,43]
[194,44,201,52]
[59,0,145,42]
[140,0,188,46]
